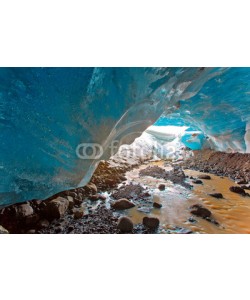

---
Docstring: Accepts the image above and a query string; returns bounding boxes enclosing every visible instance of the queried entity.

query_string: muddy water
[122,161,250,234]
[185,170,250,234]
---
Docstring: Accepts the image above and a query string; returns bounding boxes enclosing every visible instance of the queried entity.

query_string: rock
[73,208,84,219]
[84,183,97,194]
[119,175,127,181]
[46,197,69,220]
[67,191,77,199]
[67,196,74,209]
[192,179,203,184]
[117,217,134,232]
[158,184,166,191]
[111,198,135,210]
[198,174,211,180]
[74,196,83,205]
[16,203,34,218]
[190,204,212,218]
[209,193,223,199]
[143,216,160,230]
[0,225,9,234]
[89,194,99,201]
[236,180,248,185]
[37,219,50,229]
[153,202,162,208]
[229,186,246,195]
[30,199,43,209]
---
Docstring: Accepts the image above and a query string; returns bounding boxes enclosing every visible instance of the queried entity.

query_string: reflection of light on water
[122,162,198,228]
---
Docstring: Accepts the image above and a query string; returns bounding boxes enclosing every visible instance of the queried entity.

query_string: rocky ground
[182,149,250,184]
[1,149,250,234]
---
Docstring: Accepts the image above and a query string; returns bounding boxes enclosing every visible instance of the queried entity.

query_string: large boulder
[16,203,34,218]
[84,183,98,195]
[45,197,69,220]
[117,217,134,232]
[143,216,160,230]
[67,196,75,209]
[111,198,135,210]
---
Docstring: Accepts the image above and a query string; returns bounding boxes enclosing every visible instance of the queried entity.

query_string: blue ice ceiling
[0,67,250,206]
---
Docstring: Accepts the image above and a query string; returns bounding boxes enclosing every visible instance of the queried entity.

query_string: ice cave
[1,67,250,234]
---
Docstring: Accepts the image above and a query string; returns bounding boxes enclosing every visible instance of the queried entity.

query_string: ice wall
[160,68,250,153]
[0,67,249,206]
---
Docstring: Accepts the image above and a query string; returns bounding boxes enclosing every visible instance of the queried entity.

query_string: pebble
[192,179,203,184]
[198,175,211,180]
[153,202,162,208]
[208,193,223,199]
[158,184,166,191]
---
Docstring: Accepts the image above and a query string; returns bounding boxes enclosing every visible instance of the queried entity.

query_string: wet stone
[198,174,211,180]
[143,216,160,230]
[153,202,162,208]
[209,193,223,199]
[158,184,166,191]
[192,179,203,184]
[229,186,247,195]
[190,204,212,218]
[111,198,135,210]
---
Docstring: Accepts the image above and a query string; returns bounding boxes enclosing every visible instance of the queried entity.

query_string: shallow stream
[120,161,250,234]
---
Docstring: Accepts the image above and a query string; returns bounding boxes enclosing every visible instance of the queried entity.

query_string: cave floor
[39,160,250,234]
[2,159,250,234]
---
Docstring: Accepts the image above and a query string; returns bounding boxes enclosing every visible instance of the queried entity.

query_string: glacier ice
[112,125,191,163]
[1,67,250,206]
